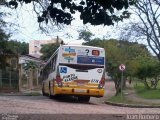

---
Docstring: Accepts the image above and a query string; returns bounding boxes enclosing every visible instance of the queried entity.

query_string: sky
[0,1,159,57]
[1,3,135,44]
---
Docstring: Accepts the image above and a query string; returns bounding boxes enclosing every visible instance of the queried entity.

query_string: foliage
[7,0,135,26]
[0,19,11,54]
[0,12,11,69]
[40,43,59,61]
[23,61,39,70]
[135,59,156,80]
[0,39,28,55]
[7,40,29,55]
[83,38,104,46]
[135,60,160,89]
[0,11,28,69]
[78,29,94,41]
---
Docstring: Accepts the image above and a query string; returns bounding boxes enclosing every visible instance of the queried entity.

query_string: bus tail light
[56,75,63,87]
[98,73,105,89]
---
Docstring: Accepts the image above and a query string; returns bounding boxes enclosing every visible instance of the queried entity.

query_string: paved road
[0,81,160,119]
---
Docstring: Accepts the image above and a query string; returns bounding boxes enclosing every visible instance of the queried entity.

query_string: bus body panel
[58,45,105,65]
[42,45,106,98]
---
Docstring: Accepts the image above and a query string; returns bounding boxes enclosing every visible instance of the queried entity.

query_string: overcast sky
[1,3,138,44]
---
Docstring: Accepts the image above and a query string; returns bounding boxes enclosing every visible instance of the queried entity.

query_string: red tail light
[56,75,62,82]
[98,73,105,89]
[100,77,105,86]
[56,75,63,87]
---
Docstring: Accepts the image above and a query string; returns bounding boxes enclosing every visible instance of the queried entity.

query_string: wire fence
[0,69,19,92]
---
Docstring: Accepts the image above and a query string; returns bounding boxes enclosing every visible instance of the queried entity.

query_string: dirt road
[0,81,160,120]
[0,82,160,120]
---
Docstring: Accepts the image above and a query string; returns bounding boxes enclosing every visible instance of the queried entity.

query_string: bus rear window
[59,63,104,70]
[92,50,100,56]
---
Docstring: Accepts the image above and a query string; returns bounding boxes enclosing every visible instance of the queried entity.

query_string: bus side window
[53,59,56,71]
[49,61,52,73]
[53,54,57,71]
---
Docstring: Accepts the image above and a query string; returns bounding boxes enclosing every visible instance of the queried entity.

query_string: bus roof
[61,45,104,50]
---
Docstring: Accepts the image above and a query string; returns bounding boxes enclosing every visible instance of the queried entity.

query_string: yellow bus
[41,45,105,102]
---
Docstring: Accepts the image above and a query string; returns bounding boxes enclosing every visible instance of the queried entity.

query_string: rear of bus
[54,45,105,101]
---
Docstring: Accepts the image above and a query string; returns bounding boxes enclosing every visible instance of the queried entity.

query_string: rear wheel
[49,82,53,99]
[78,96,90,103]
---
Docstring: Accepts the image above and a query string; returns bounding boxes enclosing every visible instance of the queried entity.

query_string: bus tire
[78,96,90,103]
[49,82,53,99]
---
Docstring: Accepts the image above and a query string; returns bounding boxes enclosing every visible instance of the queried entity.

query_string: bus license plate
[74,89,86,93]
[77,83,85,86]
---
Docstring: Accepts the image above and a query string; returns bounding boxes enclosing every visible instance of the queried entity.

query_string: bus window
[59,63,104,70]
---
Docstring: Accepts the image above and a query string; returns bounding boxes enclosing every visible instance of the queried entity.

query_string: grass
[134,82,160,99]
[106,80,160,105]
[107,93,135,104]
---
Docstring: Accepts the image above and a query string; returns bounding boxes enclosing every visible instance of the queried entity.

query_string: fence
[0,69,19,92]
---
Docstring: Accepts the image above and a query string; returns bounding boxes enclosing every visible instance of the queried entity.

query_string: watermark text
[127,114,160,120]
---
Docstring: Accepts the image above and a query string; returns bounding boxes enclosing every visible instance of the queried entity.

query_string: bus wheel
[78,96,90,103]
[49,83,53,99]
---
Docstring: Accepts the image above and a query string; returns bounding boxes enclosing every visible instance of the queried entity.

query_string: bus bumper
[53,87,105,97]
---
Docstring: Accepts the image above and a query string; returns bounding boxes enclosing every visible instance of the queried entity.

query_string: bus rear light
[98,77,105,89]
[56,75,63,87]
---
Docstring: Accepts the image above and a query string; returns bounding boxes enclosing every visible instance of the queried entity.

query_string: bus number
[91,79,99,83]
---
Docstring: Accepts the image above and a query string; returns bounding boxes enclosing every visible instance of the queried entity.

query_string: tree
[7,0,134,26]
[0,12,12,69]
[135,57,159,89]
[7,41,29,55]
[83,38,103,46]
[78,29,93,42]
[121,0,160,61]
[40,43,59,61]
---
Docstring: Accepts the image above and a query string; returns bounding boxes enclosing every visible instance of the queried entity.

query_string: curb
[0,92,42,96]
[105,101,160,108]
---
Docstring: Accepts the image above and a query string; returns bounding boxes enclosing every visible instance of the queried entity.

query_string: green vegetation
[40,43,59,61]
[7,0,133,26]
[107,93,136,105]
[78,29,94,42]
[108,93,125,103]
[134,82,160,99]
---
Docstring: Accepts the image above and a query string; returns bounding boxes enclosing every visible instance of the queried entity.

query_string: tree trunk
[143,78,150,89]
[114,79,121,96]
[153,77,159,89]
